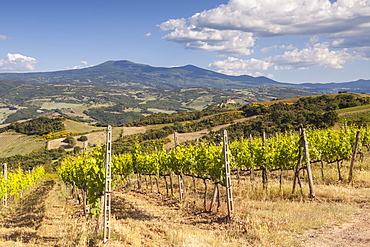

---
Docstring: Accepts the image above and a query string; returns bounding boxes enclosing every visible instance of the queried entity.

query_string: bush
[78,135,88,142]
[64,136,76,148]
[73,146,82,154]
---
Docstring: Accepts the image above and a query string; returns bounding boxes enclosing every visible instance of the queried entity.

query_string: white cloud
[269,44,355,69]
[261,44,296,53]
[261,46,278,53]
[0,35,9,40]
[208,56,273,76]
[189,0,370,38]
[208,43,357,76]
[280,44,296,50]
[65,61,89,70]
[309,36,320,44]
[159,0,370,56]
[353,47,370,59]
[145,32,152,37]
[158,18,187,31]
[162,28,255,56]
[0,53,38,71]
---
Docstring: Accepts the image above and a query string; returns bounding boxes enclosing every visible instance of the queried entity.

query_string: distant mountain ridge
[0,60,291,90]
[299,79,370,93]
[0,60,369,93]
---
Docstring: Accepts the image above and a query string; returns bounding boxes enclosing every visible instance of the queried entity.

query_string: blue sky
[1,0,369,84]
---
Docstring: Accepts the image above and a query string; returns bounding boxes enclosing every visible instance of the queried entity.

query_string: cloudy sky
[1,0,369,83]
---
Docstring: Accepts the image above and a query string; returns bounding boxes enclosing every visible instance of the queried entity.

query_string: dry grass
[47,125,147,150]
[103,191,251,246]
[1,153,370,246]
[106,153,370,246]
[0,132,45,158]
[230,180,360,246]
[63,119,105,133]
[0,178,90,246]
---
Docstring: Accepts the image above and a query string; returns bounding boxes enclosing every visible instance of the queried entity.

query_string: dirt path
[48,126,147,150]
[165,116,259,149]
[108,190,250,246]
[338,108,370,116]
[301,206,370,247]
[0,179,85,246]
[2,179,370,246]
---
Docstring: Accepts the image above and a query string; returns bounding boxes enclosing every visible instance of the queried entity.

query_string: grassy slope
[2,92,370,156]
[336,104,370,124]
[336,104,370,114]
[0,132,45,158]
[2,96,370,245]
[2,163,370,246]
[47,120,147,150]
[0,158,370,247]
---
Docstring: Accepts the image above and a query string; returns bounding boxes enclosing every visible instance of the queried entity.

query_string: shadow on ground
[0,179,55,243]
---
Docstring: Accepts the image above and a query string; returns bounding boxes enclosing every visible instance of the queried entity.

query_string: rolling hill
[0,59,369,125]
[0,60,298,90]
[0,60,369,93]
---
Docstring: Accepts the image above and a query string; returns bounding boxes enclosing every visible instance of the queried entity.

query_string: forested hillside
[2,92,370,246]
[0,79,319,125]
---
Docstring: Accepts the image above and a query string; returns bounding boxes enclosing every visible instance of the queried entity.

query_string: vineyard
[58,126,370,221]
[0,132,20,157]
[2,123,369,245]
[0,132,45,158]
[2,94,370,246]
[0,165,46,206]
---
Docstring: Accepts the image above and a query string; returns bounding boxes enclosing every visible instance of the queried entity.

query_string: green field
[0,131,45,158]
[63,119,105,133]
[336,104,370,114]
[0,108,17,124]
[0,120,105,157]
[147,108,177,114]
[40,102,86,110]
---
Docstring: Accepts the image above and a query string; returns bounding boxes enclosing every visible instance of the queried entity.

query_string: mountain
[298,79,370,93]
[0,60,369,93]
[0,60,291,90]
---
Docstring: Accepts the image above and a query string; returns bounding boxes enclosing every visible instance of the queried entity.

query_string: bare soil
[0,179,85,246]
[165,116,259,149]
[47,126,146,150]
[107,189,251,246]
[1,178,370,246]
[300,205,370,247]
[338,108,370,115]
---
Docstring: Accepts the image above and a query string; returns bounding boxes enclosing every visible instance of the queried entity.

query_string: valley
[1,90,370,246]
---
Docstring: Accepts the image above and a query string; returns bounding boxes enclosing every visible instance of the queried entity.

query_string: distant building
[226,98,236,104]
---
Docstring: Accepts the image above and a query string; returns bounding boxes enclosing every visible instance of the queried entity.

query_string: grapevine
[0,166,46,202]
[58,125,370,215]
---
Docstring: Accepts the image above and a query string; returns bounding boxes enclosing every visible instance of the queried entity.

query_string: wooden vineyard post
[83,141,88,154]
[223,130,234,220]
[261,131,268,189]
[174,132,185,201]
[209,183,221,212]
[348,130,361,184]
[103,126,112,242]
[174,132,178,148]
[292,152,304,196]
[178,174,185,201]
[3,163,7,207]
[249,134,255,181]
[301,129,315,198]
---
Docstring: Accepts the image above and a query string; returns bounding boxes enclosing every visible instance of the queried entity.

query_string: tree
[73,146,82,154]
[64,136,76,148]
[78,135,88,142]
